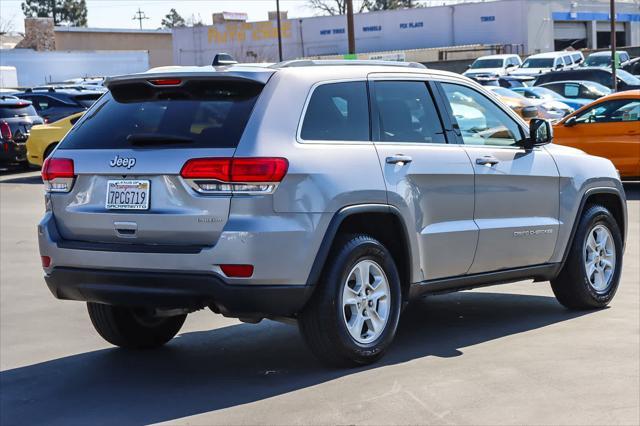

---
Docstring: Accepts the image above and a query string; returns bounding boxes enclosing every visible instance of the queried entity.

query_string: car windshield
[0,104,38,118]
[470,59,504,69]
[490,87,527,99]
[531,87,564,100]
[522,58,554,68]
[585,55,611,67]
[583,82,612,97]
[617,69,640,85]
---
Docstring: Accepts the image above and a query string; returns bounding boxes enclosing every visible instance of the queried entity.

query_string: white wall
[0,49,149,87]
[172,0,640,65]
[172,5,520,65]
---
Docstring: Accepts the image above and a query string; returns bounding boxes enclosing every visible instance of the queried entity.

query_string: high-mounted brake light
[180,157,288,194]
[42,158,75,193]
[0,121,12,141]
[148,78,182,86]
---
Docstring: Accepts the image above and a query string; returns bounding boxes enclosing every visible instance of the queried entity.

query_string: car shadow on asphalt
[1,290,593,425]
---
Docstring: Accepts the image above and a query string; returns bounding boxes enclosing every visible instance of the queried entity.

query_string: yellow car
[26,112,83,166]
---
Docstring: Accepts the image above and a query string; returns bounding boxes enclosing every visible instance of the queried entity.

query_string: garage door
[554,21,587,39]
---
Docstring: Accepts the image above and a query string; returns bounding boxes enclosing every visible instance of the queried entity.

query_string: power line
[132,7,149,30]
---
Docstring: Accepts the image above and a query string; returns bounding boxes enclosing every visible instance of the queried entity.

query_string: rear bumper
[45,267,312,316]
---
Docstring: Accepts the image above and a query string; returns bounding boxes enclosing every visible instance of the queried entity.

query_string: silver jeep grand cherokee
[38,61,627,366]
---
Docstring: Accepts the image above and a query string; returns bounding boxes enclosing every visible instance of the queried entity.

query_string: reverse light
[220,264,254,278]
[42,158,75,193]
[180,157,288,194]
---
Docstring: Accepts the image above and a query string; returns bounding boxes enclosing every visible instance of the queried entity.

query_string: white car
[511,51,584,77]
[463,54,522,79]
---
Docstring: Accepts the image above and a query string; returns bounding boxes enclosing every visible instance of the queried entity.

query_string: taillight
[42,158,75,193]
[0,121,12,141]
[180,157,288,194]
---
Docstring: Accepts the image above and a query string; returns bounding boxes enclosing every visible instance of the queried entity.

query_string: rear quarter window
[300,81,370,141]
[58,80,263,150]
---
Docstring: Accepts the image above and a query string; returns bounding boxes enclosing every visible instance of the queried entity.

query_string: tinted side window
[441,83,523,147]
[563,83,580,98]
[373,81,445,143]
[300,82,369,141]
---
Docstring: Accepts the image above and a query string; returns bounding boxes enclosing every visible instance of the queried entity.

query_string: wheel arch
[561,187,627,267]
[305,204,414,302]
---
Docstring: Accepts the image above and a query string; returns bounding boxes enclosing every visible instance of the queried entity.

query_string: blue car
[511,86,589,111]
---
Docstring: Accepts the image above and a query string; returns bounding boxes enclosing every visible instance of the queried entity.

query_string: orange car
[554,90,640,179]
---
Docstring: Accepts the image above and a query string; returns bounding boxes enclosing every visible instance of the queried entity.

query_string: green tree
[21,0,87,26]
[161,8,185,29]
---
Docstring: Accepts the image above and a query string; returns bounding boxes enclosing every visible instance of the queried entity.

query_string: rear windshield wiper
[127,133,194,145]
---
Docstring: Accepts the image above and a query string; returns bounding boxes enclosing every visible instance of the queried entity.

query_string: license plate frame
[105,179,150,210]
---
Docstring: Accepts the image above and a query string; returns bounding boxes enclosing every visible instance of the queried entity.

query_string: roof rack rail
[271,59,427,69]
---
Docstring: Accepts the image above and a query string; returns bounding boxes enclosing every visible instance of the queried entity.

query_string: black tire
[551,204,623,310]
[299,234,402,367]
[87,302,186,349]
[43,143,58,161]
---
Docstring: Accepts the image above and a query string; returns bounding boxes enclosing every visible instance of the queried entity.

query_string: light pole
[276,0,283,62]
[610,0,617,91]
[346,0,355,55]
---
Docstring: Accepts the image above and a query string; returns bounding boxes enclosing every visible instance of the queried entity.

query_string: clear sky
[1,0,352,32]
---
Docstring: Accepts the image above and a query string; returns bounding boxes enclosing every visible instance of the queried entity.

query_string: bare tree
[307,0,371,16]
[0,17,15,34]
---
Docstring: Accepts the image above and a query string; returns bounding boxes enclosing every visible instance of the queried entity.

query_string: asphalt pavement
[1,169,638,425]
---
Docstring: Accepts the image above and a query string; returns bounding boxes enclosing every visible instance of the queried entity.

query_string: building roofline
[54,26,171,35]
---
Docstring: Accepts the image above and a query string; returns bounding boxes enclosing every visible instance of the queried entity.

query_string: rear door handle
[386,154,413,165]
[475,156,500,166]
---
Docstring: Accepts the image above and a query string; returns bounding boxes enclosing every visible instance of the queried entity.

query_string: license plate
[106,180,150,210]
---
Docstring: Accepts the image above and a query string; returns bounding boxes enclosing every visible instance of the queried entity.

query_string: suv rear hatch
[47,74,271,248]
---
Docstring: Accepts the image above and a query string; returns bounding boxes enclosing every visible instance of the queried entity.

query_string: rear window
[0,104,38,118]
[59,80,263,150]
[300,81,369,141]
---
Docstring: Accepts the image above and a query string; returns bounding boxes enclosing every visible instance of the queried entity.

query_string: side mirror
[564,116,577,127]
[555,63,563,70]
[524,118,553,149]
[467,64,472,69]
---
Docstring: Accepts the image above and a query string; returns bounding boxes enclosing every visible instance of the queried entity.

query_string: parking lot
[0,168,637,425]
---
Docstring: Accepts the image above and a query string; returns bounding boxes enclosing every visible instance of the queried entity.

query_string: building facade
[55,27,173,68]
[172,0,640,65]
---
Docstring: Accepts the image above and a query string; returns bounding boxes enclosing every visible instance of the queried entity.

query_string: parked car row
[0,85,103,166]
[461,51,639,180]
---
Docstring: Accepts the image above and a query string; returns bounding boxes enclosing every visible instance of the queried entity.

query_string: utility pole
[132,8,149,30]
[51,0,57,25]
[610,0,617,91]
[276,0,283,62]
[346,0,355,55]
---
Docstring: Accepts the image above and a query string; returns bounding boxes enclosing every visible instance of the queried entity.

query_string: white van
[511,51,584,77]
[463,54,522,78]
[0,66,19,88]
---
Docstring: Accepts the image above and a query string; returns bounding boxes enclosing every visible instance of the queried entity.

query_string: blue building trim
[552,11,640,22]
